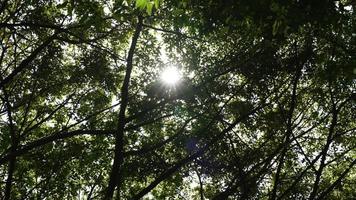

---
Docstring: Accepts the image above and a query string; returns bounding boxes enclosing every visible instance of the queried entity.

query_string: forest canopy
[0,0,355,199]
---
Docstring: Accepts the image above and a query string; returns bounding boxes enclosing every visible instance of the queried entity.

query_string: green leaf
[146,2,153,15]
[136,0,147,9]
[154,0,160,9]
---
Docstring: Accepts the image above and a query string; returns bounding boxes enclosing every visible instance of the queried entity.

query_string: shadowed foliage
[0,0,355,199]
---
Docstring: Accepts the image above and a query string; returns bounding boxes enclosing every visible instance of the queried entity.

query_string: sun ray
[161,66,181,86]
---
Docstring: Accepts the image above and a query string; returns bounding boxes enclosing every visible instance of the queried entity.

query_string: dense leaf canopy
[0,0,355,199]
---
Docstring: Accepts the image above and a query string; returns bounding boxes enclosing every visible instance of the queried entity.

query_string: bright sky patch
[161,66,181,85]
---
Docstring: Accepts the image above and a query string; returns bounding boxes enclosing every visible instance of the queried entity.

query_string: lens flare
[161,66,181,85]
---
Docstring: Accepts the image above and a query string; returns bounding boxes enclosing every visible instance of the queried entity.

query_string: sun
[161,66,181,85]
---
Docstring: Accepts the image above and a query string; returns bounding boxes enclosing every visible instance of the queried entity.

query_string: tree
[0,0,355,199]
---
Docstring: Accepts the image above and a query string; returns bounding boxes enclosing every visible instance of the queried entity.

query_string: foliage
[0,0,355,199]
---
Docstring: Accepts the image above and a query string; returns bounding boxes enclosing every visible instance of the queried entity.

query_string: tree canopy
[0,0,355,199]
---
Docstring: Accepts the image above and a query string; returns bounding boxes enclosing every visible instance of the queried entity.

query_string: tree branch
[0,33,58,88]
[105,15,143,200]
[0,130,114,166]
[131,102,268,200]
[316,159,356,200]
[143,24,205,41]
